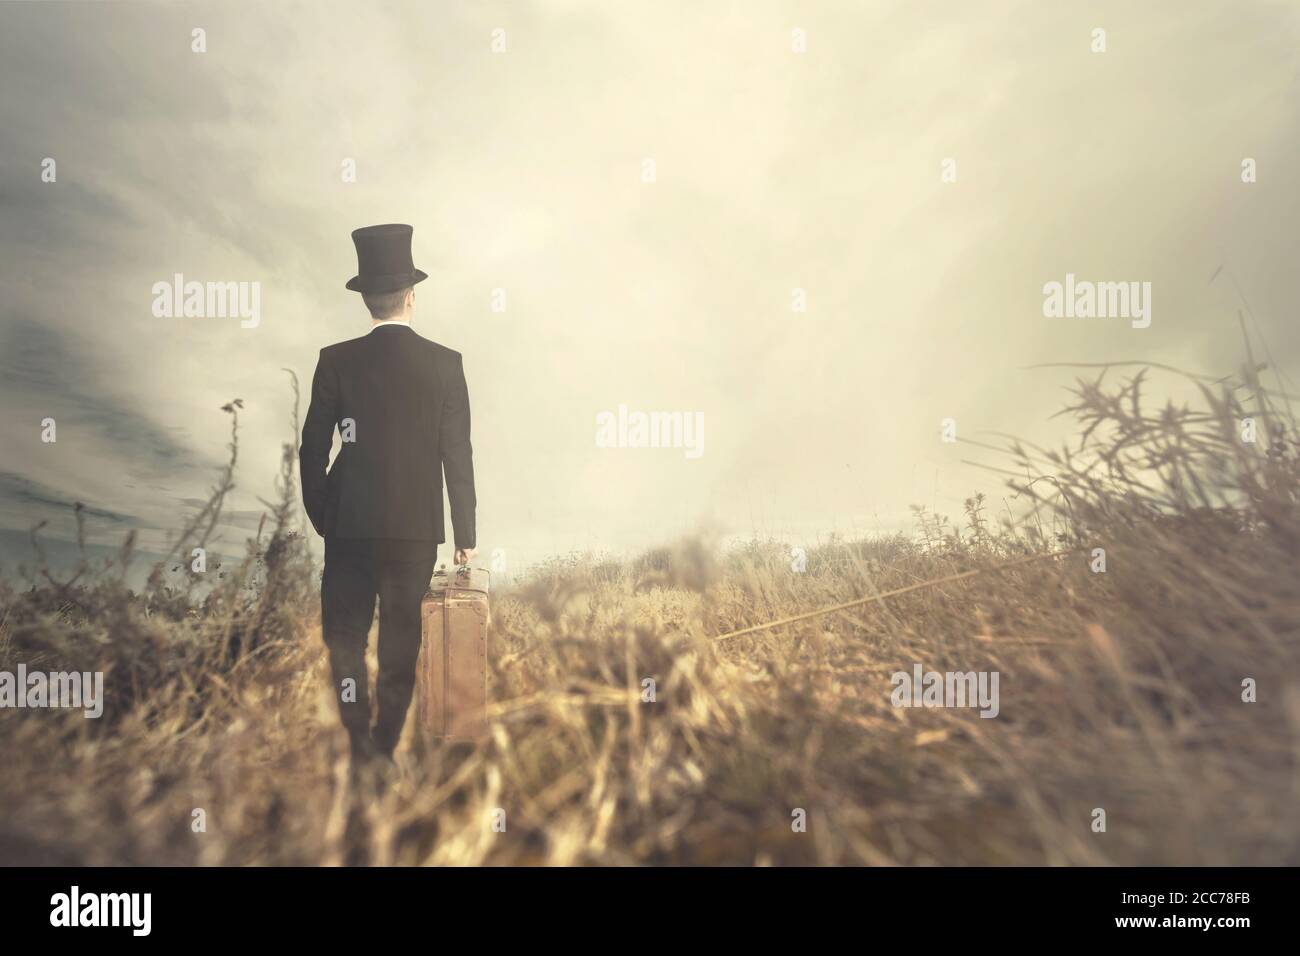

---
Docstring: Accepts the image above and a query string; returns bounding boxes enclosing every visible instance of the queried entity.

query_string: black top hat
[345,223,429,293]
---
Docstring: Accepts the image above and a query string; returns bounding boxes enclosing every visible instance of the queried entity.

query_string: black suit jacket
[299,324,476,547]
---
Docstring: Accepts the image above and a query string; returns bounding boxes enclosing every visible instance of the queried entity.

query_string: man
[300,223,477,768]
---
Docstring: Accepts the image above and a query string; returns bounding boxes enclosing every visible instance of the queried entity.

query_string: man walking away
[299,223,477,772]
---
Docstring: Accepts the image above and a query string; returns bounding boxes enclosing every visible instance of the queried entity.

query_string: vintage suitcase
[416,565,490,740]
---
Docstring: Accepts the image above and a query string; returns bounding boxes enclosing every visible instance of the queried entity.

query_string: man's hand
[454,548,477,566]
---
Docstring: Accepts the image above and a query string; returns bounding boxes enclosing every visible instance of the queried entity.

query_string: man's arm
[299,349,338,537]
[440,352,476,561]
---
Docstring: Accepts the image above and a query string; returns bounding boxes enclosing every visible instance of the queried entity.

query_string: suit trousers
[321,537,438,755]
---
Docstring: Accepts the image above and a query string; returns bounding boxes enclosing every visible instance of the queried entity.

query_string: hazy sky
[2,0,1298,579]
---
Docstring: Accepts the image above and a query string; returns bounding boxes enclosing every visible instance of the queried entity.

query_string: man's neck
[370,317,412,330]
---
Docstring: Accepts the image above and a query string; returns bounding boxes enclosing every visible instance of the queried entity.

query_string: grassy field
[1,364,1297,866]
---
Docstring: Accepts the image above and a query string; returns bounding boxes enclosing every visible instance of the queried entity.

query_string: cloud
[0,471,137,526]
[1,0,1297,575]
[0,319,199,477]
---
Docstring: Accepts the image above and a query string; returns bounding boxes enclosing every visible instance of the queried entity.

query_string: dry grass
[1,361,1297,866]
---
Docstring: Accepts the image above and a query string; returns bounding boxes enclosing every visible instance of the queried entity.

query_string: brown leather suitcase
[416,565,490,740]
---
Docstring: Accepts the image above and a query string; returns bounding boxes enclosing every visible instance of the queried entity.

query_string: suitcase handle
[433,564,492,585]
